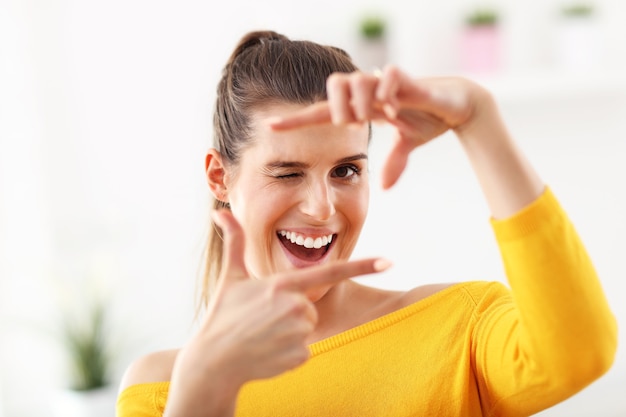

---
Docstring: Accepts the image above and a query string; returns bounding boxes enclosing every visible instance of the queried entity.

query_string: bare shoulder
[118,348,180,394]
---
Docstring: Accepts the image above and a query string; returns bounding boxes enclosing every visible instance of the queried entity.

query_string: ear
[205,149,230,203]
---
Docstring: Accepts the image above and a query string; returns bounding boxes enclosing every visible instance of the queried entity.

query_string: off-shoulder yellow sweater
[117,188,617,416]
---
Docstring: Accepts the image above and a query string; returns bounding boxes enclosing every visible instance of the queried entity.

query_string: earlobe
[205,149,229,203]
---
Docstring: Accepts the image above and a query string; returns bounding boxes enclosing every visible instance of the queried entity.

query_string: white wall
[1,0,625,416]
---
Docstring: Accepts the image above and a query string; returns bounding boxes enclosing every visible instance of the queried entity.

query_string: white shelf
[464,69,626,102]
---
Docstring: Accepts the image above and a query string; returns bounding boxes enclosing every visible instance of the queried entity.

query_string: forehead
[247,103,370,160]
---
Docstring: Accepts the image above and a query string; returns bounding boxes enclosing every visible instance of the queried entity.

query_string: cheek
[230,179,289,224]
[230,184,296,275]
[345,184,369,227]
[335,185,369,258]
[359,186,370,219]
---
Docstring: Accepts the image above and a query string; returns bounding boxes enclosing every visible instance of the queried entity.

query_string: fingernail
[373,258,393,272]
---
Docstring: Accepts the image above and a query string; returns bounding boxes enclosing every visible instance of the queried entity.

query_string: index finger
[274,258,392,292]
[268,101,331,130]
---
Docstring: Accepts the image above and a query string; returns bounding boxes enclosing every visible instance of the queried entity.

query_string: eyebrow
[264,153,368,170]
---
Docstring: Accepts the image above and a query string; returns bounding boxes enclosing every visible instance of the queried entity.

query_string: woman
[116,30,617,416]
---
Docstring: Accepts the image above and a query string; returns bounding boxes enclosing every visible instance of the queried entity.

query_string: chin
[305,286,332,303]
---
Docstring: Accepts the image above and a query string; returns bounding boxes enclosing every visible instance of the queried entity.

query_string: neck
[307,280,357,344]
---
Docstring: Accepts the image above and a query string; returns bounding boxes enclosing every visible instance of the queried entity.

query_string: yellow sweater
[117,188,617,416]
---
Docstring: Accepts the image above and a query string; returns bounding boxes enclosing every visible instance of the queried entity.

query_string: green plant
[359,15,386,39]
[465,8,499,27]
[561,3,594,17]
[59,298,111,391]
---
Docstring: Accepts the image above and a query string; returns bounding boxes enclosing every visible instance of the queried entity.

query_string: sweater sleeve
[472,187,618,417]
[116,383,169,417]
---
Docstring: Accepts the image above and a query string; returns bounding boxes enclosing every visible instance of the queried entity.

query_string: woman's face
[224,103,370,297]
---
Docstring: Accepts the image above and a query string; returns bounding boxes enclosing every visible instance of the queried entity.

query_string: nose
[299,178,336,221]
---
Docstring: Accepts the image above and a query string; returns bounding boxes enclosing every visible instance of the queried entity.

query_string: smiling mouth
[277,231,335,263]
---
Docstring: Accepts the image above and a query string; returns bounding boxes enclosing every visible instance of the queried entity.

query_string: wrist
[453,88,500,143]
[164,380,240,417]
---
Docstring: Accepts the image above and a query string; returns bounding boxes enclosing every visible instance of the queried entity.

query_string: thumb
[380,134,413,190]
[211,209,249,287]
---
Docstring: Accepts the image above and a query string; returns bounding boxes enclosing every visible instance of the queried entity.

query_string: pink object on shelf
[459,26,501,74]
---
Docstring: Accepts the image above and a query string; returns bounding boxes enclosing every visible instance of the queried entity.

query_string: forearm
[163,381,239,417]
[163,347,243,417]
[455,92,544,219]
[472,189,618,416]
[483,190,617,415]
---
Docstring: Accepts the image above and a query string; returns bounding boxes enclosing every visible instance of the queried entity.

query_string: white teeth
[278,230,334,248]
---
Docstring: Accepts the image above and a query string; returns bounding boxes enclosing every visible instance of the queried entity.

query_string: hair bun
[227,30,289,65]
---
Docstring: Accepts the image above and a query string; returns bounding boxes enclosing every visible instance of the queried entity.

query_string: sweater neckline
[118,282,479,397]
[308,281,471,357]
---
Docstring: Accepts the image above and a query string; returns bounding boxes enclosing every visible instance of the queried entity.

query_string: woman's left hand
[269,65,493,189]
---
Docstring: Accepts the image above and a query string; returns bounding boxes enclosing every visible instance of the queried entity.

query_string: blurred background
[1,0,625,416]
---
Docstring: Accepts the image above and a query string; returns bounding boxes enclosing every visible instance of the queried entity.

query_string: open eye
[332,164,360,179]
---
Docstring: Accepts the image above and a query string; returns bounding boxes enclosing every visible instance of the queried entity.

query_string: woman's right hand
[164,210,389,417]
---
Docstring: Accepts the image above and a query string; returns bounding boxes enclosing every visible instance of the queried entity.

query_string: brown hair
[198,30,360,313]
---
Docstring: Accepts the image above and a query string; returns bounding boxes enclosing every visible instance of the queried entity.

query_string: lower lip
[278,235,335,269]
